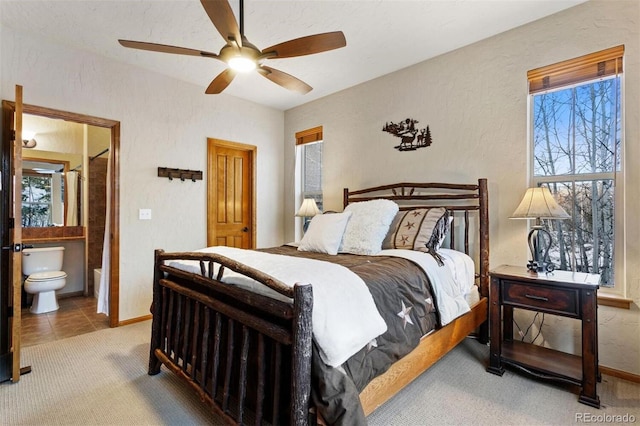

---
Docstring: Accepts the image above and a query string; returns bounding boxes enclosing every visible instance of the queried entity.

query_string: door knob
[241,227,249,232]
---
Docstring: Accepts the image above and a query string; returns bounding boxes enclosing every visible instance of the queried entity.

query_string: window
[296,126,323,230]
[528,46,623,288]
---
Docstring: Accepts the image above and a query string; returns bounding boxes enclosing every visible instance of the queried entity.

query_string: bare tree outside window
[22,175,54,227]
[532,77,620,287]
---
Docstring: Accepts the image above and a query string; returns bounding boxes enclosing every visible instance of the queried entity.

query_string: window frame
[527,46,626,298]
[295,126,323,238]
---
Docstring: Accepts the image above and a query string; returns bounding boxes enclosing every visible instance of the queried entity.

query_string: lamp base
[527,259,555,273]
[526,225,555,273]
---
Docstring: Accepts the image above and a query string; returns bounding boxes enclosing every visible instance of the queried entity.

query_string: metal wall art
[382,118,433,151]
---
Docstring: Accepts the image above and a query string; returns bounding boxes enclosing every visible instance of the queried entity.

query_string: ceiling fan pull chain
[239,0,244,37]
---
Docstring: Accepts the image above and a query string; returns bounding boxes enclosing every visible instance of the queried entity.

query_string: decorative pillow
[298,211,352,255]
[438,215,455,249]
[339,199,399,255]
[382,207,449,252]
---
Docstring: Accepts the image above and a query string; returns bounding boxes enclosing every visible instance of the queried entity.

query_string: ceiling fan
[118,0,346,95]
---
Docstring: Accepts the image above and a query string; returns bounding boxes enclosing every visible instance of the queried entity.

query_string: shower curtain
[97,152,111,315]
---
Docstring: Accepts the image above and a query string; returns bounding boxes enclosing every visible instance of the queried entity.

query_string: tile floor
[21,296,110,347]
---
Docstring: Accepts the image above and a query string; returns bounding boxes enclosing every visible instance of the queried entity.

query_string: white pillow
[340,199,399,255]
[298,212,352,255]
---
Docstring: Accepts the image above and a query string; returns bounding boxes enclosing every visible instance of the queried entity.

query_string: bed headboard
[343,179,489,298]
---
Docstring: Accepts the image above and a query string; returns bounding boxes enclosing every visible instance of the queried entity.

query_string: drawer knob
[525,294,549,302]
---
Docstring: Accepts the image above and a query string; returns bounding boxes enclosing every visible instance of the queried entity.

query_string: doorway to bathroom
[1,101,121,336]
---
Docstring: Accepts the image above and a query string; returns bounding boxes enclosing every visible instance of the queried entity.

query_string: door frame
[0,87,23,382]
[1,101,121,327]
[207,138,256,249]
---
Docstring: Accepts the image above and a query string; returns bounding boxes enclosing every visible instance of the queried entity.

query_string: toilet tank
[22,247,65,275]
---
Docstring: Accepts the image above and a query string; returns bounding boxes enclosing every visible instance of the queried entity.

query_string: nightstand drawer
[502,280,580,317]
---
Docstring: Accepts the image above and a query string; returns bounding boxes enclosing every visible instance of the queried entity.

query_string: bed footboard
[149,250,313,425]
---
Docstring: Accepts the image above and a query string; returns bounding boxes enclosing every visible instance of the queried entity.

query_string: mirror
[21,113,110,229]
[22,158,80,227]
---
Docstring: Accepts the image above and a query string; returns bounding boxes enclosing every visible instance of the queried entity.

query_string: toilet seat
[26,271,67,281]
[24,271,67,314]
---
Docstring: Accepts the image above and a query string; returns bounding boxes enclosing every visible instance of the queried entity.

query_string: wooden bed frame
[149,179,489,425]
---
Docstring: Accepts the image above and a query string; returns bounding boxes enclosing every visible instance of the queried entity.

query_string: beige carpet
[1,321,638,425]
[367,338,639,425]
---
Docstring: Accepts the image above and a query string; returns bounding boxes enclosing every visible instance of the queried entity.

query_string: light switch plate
[139,208,152,220]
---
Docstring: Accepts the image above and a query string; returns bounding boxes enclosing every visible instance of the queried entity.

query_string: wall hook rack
[158,167,203,182]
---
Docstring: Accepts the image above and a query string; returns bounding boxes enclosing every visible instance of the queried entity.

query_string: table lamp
[296,198,321,232]
[510,186,570,273]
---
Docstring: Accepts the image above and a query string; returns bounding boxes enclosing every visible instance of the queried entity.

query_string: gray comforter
[262,246,438,425]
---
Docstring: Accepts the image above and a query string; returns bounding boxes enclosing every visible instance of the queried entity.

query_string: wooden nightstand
[487,265,601,408]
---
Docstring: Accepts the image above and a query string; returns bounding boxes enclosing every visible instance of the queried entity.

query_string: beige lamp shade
[511,186,570,220]
[296,198,321,217]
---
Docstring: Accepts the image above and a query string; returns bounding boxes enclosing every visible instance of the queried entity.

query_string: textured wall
[284,1,640,374]
[1,25,285,321]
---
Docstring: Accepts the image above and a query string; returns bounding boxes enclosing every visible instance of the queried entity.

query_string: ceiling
[0,0,586,111]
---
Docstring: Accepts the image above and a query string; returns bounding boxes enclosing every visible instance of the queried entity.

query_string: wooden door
[10,86,24,382]
[0,86,25,382]
[0,91,17,382]
[207,139,256,248]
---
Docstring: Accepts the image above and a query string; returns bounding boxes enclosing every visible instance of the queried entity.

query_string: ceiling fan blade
[258,66,312,94]
[119,40,219,58]
[206,68,236,94]
[200,0,242,47]
[261,31,346,59]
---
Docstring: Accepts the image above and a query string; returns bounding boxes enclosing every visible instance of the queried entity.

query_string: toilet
[22,247,67,314]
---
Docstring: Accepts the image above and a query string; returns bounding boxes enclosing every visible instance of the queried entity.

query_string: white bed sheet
[438,248,477,297]
[377,248,475,325]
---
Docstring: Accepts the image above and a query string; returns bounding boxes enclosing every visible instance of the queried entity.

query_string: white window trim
[295,140,323,241]
[527,76,626,298]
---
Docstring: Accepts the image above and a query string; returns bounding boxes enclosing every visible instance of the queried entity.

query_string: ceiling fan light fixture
[228,56,256,73]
